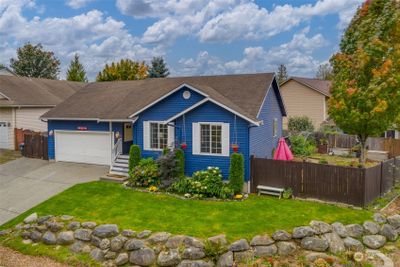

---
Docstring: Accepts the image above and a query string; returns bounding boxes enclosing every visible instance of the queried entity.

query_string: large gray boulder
[24,213,38,224]
[207,234,227,246]
[124,239,145,251]
[250,235,274,246]
[90,248,104,261]
[301,237,329,252]
[166,235,186,249]
[74,229,92,241]
[387,215,400,229]
[81,221,97,229]
[57,231,75,245]
[0,229,11,236]
[70,241,91,254]
[137,229,152,239]
[217,251,233,267]
[292,226,316,239]
[147,232,171,244]
[343,237,364,251]
[93,224,119,238]
[183,237,205,249]
[362,235,387,249]
[46,221,64,232]
[276,241,297,255]
[115,252,129,266]
[121,229,136,238]
[373,213,387,224]
[37,215,52,225]
[90,235,101,247]
[30,230,42,242]
[322,232,345,254]
[129,247,156,266]
[363,221,380,235]
[99,238,111,250]
[253,244,277,257]
[310,220,332,234]
[67,221,81,230]
[229,239,250,252]
[110,235,128,252]
[42,231,57,245]
[157,249,181,266]
[104,251,117,260]
[182,247,206,260]
[272,230,291,241]
[332,222,348,238]
[380,224,398,241]
[346,224,364,238]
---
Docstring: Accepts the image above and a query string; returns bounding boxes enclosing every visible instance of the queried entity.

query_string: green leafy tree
[96,59,148,81]
[229,153,244,194]
[276,64,288,85]
[148,56,170,78]
[66,54,88,82]
[288,116,315,134]
[315,63,333,80]
[329,0,400,166]
[10,43,60,79]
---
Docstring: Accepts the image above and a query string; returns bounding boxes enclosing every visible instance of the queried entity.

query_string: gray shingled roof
[0,76,85,107]
[42,73,279,123]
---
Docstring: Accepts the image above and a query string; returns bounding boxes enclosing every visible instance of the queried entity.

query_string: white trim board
[165,98,209,123]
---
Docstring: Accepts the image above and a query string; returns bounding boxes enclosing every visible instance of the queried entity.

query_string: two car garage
[54,131,112,166]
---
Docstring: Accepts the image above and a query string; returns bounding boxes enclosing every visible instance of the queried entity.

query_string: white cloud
[176,29,328,77]
[66,0,95,9]
[0,1,162,80]
[118,0,362,45]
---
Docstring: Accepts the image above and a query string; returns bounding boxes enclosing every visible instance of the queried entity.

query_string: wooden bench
[257,185,284,198]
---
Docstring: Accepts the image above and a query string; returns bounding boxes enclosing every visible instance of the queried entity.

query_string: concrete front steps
[110,154,129,177]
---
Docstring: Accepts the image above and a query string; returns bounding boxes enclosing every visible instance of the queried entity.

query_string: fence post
[380,162,384,196]
[250,155,255,193]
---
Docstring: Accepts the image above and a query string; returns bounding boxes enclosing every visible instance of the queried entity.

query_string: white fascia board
[165,98,209,123]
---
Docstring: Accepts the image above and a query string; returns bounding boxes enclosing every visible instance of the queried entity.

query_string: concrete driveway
[0,158,108,225]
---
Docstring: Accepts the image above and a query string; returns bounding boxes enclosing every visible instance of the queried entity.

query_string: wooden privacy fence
[23,133,48,160]
[250,156,400,207]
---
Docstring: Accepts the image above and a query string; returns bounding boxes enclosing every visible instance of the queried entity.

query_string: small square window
[200,123,222,154]
[149,122,169,150]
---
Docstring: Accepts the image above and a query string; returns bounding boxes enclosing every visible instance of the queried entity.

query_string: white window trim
[143,121,174,151]
[273,118,278,137]
[192,122,229,157]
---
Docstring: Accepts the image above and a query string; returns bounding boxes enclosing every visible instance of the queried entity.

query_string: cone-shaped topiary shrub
[129,145,141,172]
[229,153,244,194]
[175,148,185,178]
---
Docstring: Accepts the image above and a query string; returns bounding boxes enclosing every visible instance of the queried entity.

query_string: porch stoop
[110,154,129,176]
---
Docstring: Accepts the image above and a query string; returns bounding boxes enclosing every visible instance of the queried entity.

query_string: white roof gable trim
[128,83,261,126]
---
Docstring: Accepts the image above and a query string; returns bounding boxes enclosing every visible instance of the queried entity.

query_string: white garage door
[0,122,9,149]
[55,131,112,165]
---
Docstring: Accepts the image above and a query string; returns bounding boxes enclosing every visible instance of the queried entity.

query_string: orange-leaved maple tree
[329,0,400,166]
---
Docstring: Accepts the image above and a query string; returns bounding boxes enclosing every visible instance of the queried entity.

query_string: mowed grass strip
[1,181,371,240]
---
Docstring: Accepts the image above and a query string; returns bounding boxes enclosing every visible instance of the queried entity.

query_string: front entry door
[123,123,133,154]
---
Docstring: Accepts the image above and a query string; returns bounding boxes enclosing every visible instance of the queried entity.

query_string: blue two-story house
[41,73,286,185]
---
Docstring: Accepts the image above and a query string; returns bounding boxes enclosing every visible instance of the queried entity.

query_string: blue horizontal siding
[249,82,283,158]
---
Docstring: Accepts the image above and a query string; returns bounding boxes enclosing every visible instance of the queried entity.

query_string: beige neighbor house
[280,77,331,130]
[0,76,85,150]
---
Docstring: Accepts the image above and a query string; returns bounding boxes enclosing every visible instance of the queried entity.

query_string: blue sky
[0,0,363,81]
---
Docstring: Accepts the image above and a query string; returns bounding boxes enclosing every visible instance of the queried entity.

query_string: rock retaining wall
[1,212,400,266]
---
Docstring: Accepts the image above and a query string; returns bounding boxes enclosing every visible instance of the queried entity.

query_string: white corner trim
[128,83,210,118]
[165,98,209,123]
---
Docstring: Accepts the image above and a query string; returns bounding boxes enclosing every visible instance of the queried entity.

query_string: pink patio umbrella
[273,137,294,161]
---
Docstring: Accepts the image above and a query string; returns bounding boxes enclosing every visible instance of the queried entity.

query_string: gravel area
[0,246,71,267]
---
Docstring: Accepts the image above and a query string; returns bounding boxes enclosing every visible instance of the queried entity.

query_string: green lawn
[1,181,372,241]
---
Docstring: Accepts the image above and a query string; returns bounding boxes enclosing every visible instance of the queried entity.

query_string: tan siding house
[0,76,85,150]
[280,77,331,130]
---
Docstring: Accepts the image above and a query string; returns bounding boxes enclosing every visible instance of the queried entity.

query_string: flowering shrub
[128,158,160,187]
[168,167,234,199]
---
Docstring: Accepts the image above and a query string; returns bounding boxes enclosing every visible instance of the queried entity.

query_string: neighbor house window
[150,122,168,149]
[273,118,278,137]
[200,124,222,154]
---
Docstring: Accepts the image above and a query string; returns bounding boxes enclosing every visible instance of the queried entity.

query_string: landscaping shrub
[128,145,141,172]
[128,158,160,187]
[168,167,234,199]
[289,135,316,156]
[175,148,185,178]
[288,116,314,134]
[156,150,179,187]
[228,153,244,194]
